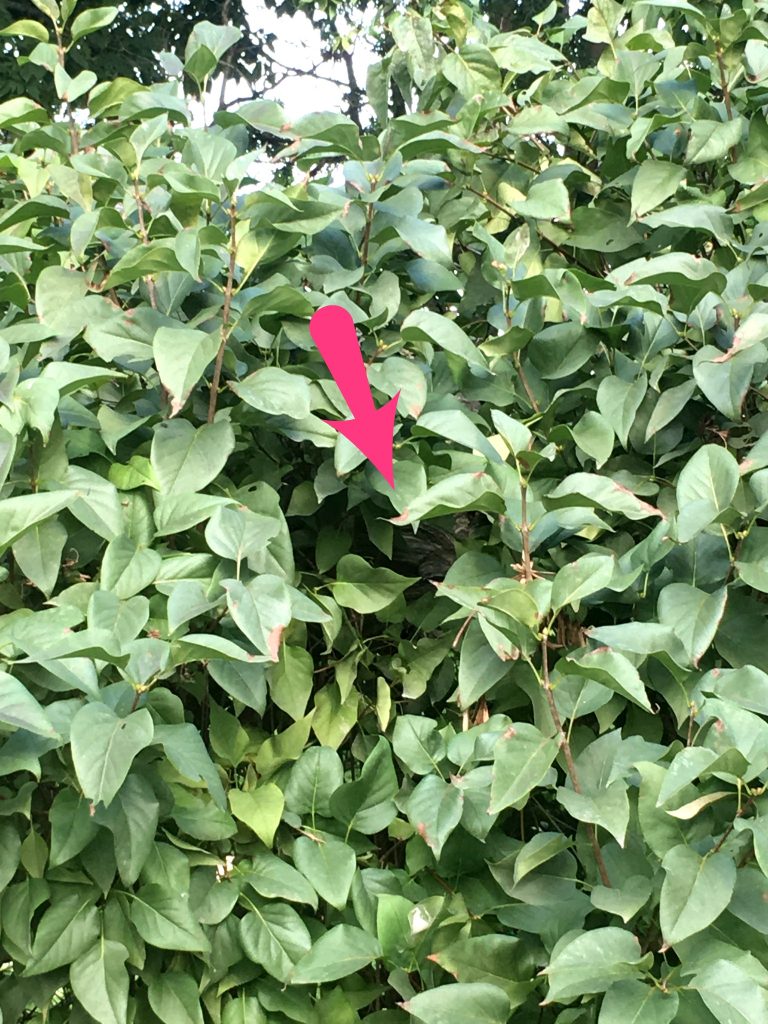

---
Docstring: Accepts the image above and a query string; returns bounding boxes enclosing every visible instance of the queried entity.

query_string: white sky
[196,0,377,124]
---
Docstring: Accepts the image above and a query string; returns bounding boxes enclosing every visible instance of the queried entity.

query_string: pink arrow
[309,305,399,488]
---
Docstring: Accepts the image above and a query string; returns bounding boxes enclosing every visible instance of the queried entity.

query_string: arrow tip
[326,393,399,488]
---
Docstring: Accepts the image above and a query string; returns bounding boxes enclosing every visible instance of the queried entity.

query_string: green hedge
[0,1,767,1021]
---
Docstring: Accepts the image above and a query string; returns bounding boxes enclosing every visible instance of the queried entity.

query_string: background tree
[0,0,257,104]
[0,0,583,114]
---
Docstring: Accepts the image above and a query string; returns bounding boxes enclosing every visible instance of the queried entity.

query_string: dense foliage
[1,0,768,1021]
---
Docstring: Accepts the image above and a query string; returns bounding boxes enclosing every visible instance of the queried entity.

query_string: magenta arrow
[309,305,399,488]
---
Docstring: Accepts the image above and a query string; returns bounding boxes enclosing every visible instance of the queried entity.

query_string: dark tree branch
[341,48,363,129]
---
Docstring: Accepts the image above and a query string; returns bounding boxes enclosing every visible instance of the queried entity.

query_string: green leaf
[391,471,504,525]
[675,445,739,543]
[558,782,630,847]
[551,553,615,612]
[244,850,318,908]
[547,473,663,522]
[456,619,514,708]
[222,996,266,1024]
[98,773,158,886]
[512,179,570,220]
[736,527,768,592]
[223,575,292,661]
[558,649,652,711]
[645,380,696,440]
[401,309,488,373]
[598,980,678,1024]
[240,901,311,983]
[609,252,726,311]
[0,671,58,738]
[0,492,71,553]
[687,117,744,164]
[153,326,220,417]
[148,973,204,1024]
[631,161,686,219]
[442,45,500,99]
[291,924,381,984]
[229,785,284,847]
[331,555,417,613]
[693,344,764,420]
[489,724,559,812]
[49,790,98,867]
[268,644,313,720]
[395,217,454,266]
[129,113,167,167]
[691,959,768,1024]
[657,584,727,667]
[586,621,688,667]
[153,722,226,809]
[405,775,463,858]
[65,466,123,541]
[24,893,99,975]
[596,374,647,447]
[659,845,736,945]
[70,939,130,1024]
[584,0,624,43]
[205,504,280,570]
[185,20,243,81]
[284,746,344,818]
[0,19,50,41]
[70,6,117,42]
[369,357,428,418]
[415,409,503,464]
[101,535,161,599]
[12,517,67,596]
[392,715,446,775]
[292,834,356,910]
[406,984,511,1024]
[590,876,652,924]
[329,737,398,834]
[429,935,534,1005]
[513,832,572,884]
[573,411,614,468]
[70,703,154,808]
[151,419,235,494]
[543,927,652,1002]
[230,367,312,419]
[130,885,210,952]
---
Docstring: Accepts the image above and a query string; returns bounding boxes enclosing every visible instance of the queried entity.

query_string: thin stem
[502,103,551,157]
[712,792,757,854]
[54,25,80,155]
[133,179,157,310]
[360,202,373,269]
[341,48,363,129]
[503,285,540,415]
[514,352,541,414]
[208,199,239,423]
[519,482,534,581]
[540,638,612,888]
[452,611,476,649]
[519,482,612,889]
[466,183,515,219]
[716,48,734,120]
[716,46,738,162]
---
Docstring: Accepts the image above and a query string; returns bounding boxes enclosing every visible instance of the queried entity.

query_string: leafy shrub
[1,1,768,1021]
